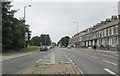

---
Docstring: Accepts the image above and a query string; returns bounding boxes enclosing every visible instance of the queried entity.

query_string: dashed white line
[104,68,116,74]
[90,56,98,59]
[111,63,117,66]
[101,54,108,56]
[102,60,117,66]
[36,53,50,63]
[36,59,42,63]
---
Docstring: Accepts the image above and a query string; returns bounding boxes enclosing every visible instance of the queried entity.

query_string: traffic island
[18,64,82,74]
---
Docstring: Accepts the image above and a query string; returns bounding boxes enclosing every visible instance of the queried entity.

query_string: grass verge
[21,46,40,52]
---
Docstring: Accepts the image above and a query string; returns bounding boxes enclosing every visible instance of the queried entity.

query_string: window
[101,30,103,37]
[115,25,118,34]
[108,38,112,46]
[111,27,114,35]
[102,30,104,37]
[96,32,98,38]
[102,39,105,45]
[99,31,102,37]
[104,29,107,36]
[108,28,111,36]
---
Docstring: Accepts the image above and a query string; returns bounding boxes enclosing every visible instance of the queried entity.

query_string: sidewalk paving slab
[1,52,35,61]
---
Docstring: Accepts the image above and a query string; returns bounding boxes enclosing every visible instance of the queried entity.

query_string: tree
[30,34,52,46]
[2,2,30,51]
[30,36,40,46]
[57,36,70,47]
[39,34,51,46]
[10,18,26,49]
[2,2,13,50]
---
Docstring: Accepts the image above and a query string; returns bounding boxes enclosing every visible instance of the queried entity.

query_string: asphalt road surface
[62,48,118,75]
[2,50,52,74]
[2,47,119,75]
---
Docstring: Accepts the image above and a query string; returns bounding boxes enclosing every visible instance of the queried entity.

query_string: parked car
[67,46,71,49]
[47,46,51,50]
[40,46,48,51]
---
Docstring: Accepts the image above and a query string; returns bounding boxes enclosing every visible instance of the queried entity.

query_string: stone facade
[69,15,120,51]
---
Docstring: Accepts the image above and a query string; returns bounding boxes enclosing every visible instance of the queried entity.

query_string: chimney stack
[105,18,111,23]
[111,16,117,21]
[101,21,105,24]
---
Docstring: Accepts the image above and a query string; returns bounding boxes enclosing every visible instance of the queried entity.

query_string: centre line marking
[101,54,107,56]
[104,68,116,74]
[90,56,98,59]
[102,60,117,66]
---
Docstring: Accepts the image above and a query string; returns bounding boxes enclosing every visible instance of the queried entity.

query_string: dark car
[40,46,48,51]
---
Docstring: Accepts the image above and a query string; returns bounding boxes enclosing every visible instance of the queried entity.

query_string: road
[2,50,51,74]
[2,47,118,75]
[62,48,118,75]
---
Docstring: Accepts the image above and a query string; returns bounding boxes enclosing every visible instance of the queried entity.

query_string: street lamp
[23,5,32,48]
[73,21,78,34]
[73,21,79,47]
[24,5,31,20]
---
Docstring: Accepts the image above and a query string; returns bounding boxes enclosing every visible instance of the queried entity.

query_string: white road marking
[102,60,117,66]
[101,54,108,56]
[90,56,98,59]
[104,68,116,74]
[76,65,83,74]
[50,52,55,64]
[36,53,50,63]
[64,53,74,65]
[36,59,42,63]
[64,53,83,74]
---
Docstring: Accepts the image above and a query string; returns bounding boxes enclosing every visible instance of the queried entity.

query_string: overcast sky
[12,0,118,43]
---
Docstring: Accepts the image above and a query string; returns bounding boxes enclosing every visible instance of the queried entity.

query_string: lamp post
[73,21,79,47]
[23,5,32,48]
[73,22,78,34]
[24,5,31,20]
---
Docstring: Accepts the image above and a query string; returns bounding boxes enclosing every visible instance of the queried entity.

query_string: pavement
[83,48,118,57]
[1,52,35,61]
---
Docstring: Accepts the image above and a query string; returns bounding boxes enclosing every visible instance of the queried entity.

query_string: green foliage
[2,2,30,51]
[40,34,51,46]
[58,36,70,47]
[2,2,13,50]
[30,34,51,46]
[30,36,40,46]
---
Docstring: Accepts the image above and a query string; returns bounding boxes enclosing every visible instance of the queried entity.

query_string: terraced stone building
[69,15,120,51]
